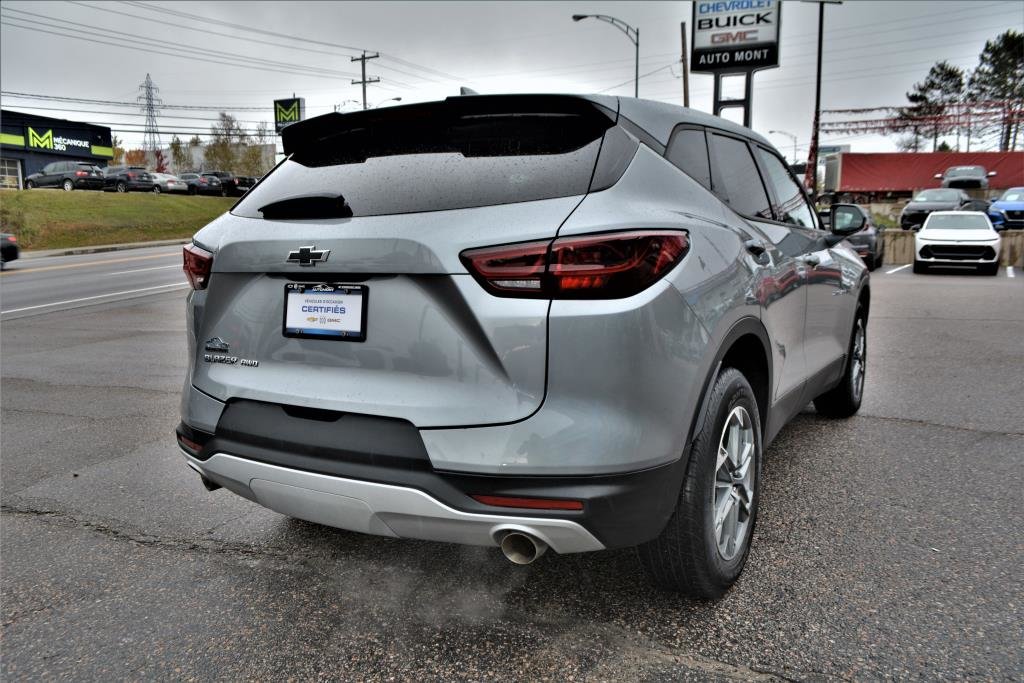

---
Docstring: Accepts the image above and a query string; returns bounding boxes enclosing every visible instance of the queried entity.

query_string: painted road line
[1009,266,1015,278]
[886,264,911,274]
[0,251,179,277]
[1,283,188,315]
[108,264,182,276]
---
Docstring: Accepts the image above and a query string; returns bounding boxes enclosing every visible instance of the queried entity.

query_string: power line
[0,17,394,87]
[2,92,272,112]
[116,0,463,84]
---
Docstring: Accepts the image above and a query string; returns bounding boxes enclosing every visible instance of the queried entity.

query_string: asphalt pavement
[0,244,186,319]
[1,251,1022,680]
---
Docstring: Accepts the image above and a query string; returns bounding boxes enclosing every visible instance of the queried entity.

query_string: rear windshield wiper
[259,195,353,220]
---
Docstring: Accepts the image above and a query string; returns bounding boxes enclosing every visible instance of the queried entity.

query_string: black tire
[116,181,128,193]
[866,254,877,271]
[62,178,74,191]
[873,251,884,270]
[637,367,762,599]
[188,185,197,195]
[980,262,999,276]
[152,185,162,194]
[25,180,34,189]
[814,306,866,418]
[913,259,927,274]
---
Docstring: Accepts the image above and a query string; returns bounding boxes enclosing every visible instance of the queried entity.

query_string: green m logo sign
[275,100,299,124]
[273,97,304,132]
[27,127,53,149]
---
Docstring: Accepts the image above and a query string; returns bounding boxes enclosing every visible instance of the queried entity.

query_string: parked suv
[102,165,155,192]
[24,161,103,191]
[201,171,245,196]
[935,165,996,190]
[180,173,223,196]
[177,96,869,598]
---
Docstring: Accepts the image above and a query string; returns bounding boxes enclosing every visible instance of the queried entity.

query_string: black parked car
[179,173,223,196]
[821,205,884,270]
[102,165,156,193]
[24,161,104,191]
[201,171,246,197]
[899,188,971,230]
[1,233,19,268]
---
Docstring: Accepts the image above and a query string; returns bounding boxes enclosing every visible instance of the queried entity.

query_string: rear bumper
[183,451,605,553]
[177,405,688,551]
[74,178,103,189]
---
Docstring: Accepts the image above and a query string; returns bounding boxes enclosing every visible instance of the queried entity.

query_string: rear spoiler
[281,94,619,157]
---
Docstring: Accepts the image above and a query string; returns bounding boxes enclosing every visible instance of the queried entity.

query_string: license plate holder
[283,283,367,342]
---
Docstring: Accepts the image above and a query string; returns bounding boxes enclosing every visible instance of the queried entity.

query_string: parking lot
[1,251,1022,680]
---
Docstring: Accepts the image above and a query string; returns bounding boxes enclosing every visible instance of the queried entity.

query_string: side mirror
[987,171,997,177]
[933,173,943,179]
[830,203,866,236]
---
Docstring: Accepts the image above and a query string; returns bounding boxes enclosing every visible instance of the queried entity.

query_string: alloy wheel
[713,406,755,561]
[850,319,866,403]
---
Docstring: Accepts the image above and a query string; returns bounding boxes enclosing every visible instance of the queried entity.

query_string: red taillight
[460,230,688,299]
[183,243,213,290]
[75,170,88,177]
[7,235,17,243]
[471,495,584,511]
[199,177,208,184]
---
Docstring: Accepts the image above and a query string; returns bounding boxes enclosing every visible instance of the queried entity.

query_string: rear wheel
[116,181,127,193]
[638,368,761,599]
[814,308,866,418]
[152,185,162,194]
[62,178,74,191]
[188,185,197,195]
[25,180,35,189]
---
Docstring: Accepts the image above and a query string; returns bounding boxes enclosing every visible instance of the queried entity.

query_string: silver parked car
[177,95,869,598]
[150,172,189,194]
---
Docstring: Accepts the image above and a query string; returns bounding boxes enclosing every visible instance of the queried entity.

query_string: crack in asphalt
[853,412,1024,437]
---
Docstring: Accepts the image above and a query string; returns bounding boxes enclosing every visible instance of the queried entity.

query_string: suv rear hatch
[189,95,632,428]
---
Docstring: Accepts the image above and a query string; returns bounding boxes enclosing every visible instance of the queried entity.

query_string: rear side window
[234,107,614,219]
[755,148,817,229]
[665,127,711,189]
[708,134,772,219]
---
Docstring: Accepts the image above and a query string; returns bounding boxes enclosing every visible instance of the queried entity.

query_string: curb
[21,238,191,259]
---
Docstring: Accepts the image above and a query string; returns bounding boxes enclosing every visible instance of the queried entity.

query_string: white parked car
[913,211,1001,275]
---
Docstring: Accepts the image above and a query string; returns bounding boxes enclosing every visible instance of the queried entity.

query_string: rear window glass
[233,110,612,219]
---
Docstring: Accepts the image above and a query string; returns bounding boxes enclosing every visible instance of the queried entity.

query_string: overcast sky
[2,1,1021,159]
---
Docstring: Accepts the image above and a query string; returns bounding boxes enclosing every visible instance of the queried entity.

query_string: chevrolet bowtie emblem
[287,245,330,266]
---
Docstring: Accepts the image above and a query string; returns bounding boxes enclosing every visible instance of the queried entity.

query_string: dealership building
[0,110,114,189]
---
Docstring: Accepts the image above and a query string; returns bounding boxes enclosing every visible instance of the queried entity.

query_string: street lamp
[572,14,639,98]
[373,97,403,108]
[769,130,798,164]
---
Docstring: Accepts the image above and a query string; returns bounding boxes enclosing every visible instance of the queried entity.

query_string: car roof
[926,210,989,216]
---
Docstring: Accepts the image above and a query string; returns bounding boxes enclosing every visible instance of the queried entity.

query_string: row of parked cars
[23,161,255,197]
[898,187,1023,231]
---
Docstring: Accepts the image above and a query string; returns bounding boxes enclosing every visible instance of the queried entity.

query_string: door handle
[744,240,770,265]
[801,254,821,267]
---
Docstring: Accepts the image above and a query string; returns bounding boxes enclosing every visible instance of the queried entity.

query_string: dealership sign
[274,97,305,132]
[0,120,113,158]
[691,0,781,73]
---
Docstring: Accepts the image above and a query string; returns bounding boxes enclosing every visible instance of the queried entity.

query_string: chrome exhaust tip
[499,532,548,565]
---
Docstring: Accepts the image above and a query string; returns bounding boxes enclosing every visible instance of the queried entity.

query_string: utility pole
[351,51,380,110]
[803,0,841,197]
[680,22,690,107]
